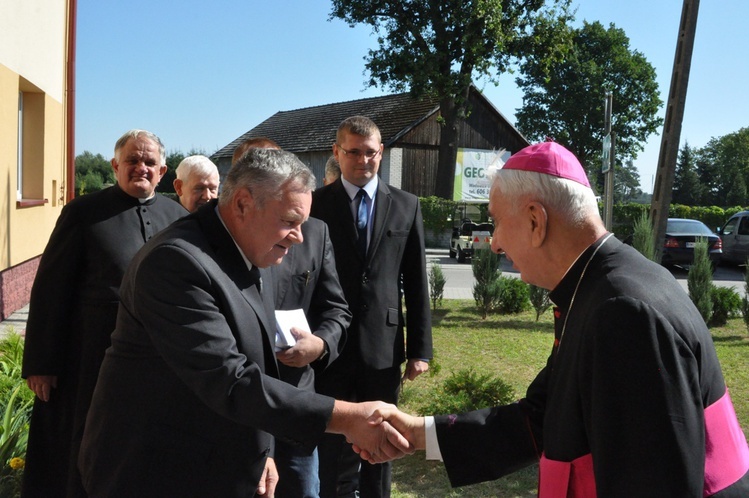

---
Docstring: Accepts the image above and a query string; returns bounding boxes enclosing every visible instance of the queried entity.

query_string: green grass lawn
[391,299,749,498]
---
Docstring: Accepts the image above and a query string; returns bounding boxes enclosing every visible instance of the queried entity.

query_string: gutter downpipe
[66,0,77,203]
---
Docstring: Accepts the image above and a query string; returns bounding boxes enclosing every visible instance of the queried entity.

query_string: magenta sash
[539,453,596,498]
[703,390,749,496]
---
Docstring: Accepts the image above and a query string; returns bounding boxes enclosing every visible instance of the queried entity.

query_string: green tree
[687,239,713,324]
[695,139,722,206]
[515,21,662,192]
[696,128,749,207]
[428,263,447,310]
[632,210,656,262]
[613,157,642,203]
[672,142,702,205]
[529,284,551,321]
[330,0,575,199]
[471,248,502,318]
[74,151,113,196]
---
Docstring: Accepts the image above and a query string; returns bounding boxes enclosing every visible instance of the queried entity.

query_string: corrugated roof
[212,92,440,159]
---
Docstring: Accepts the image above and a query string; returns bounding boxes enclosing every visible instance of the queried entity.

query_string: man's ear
[111,158,119,173]
[527,201,548,248]
[173,179,183,196]
[234,188,255,219]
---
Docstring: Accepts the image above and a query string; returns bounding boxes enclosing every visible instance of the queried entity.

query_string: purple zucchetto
[502,141,591,188]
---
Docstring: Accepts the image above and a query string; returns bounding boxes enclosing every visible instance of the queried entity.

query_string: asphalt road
[426,249,747,300]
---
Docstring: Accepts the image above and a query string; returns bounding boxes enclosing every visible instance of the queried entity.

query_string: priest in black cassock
[21,129,187,498]
[360,142,749,497]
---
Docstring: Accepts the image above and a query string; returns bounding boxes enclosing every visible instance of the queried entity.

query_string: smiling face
[230,182,311,268]
[175,171,220,213]
[333,131,383,187]
[111,136,167,198]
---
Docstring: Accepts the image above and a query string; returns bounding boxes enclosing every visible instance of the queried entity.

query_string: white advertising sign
[453,148,509,202]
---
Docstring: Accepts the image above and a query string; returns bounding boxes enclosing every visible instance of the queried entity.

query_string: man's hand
[256,457,278,497]
[26,375,58,402]
[327,400,415,464]
[353,405,427,464]
[402,359,429,382]
[276,328,325,368]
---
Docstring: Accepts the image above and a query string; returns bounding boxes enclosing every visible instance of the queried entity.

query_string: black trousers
[315,362,402,498]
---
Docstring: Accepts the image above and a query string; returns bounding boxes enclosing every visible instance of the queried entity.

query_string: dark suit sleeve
[435,403,539,487]
[401,199,432,360]
[130,243,334,445]
[308,222,351,366]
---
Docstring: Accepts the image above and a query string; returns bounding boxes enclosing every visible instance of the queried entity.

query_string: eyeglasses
[336,144,381,160]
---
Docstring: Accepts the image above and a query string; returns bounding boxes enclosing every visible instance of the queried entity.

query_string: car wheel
[457,250,467,263]
[449,247,456,258]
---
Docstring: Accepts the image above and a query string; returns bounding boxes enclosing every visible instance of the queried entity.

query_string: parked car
[449,220,493,263]
[717,211,749,265]
[661,218,722,267]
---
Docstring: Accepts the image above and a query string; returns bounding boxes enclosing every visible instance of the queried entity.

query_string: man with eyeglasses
[311,115,433,498]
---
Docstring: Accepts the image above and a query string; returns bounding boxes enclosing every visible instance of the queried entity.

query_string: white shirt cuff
[424,416,443,461]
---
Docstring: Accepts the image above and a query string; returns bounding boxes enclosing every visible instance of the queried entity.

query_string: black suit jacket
[79,202,334,498]
[271,217,351,391]
[310,179,432,369]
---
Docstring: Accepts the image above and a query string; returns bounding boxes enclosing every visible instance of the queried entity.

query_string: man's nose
[491,238,504,255]
[288,226,303,245]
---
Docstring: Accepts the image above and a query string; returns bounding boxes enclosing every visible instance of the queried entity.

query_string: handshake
[328,400,427,464]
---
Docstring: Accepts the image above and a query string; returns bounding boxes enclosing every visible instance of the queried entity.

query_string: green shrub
[632,211,657,262]
[743,262,749,334]
[687,239,713,323]
[419,196,457,233]
[710,286,742,327]
[428,263,446,311]
[415,368,515,416]
[471,249,502,319]
[529,285,552,321]
[0,330,33,498]
[497,276,530,314]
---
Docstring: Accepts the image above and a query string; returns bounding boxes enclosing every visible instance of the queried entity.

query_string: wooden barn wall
[294,151,333,188]
[402,148,439,197]
[396,93,529,195]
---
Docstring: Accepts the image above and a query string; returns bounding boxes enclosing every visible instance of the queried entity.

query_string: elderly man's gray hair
[491,169,600,226]
[113,129,166,164]
[176,155,219,180]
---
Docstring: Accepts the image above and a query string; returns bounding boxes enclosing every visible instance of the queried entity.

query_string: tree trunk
[435,96,464,199]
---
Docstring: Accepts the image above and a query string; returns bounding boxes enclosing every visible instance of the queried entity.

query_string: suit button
[362,304,369,311]
[362,276,369,284]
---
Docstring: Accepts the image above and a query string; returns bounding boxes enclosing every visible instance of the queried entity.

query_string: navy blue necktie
[355,189,368,257]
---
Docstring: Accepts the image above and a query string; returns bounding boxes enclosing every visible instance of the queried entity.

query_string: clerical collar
[112,183,157,205]
[549,232,613,310]
[342,176,378,202]
[214,206,256,272]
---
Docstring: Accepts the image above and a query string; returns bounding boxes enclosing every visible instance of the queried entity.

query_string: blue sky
[76,0,748,193]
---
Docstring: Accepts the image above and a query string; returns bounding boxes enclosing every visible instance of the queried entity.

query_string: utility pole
[650,0,700,261]
[602,92,615,230]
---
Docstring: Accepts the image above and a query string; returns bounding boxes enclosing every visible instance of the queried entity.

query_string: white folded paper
[274,308,310,351]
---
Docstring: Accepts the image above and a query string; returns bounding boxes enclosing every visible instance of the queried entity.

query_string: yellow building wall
[0,0,69,317]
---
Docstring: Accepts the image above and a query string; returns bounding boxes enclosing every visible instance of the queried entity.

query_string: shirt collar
[341,176,378,201]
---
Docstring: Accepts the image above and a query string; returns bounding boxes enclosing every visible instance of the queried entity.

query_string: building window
[17,80,47,206]
[17,92,24,201]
